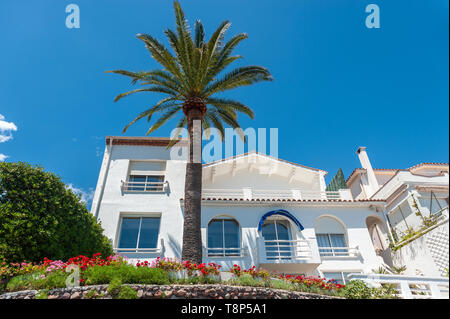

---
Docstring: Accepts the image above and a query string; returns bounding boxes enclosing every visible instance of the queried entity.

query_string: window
[262,219,292,260]
[118,217,161,251]
[316,234,348,256]
[127,175,165,191]
[207,218,240,257]
[315,216,349,257]
[124,161,167,192]
[322,271,359,285]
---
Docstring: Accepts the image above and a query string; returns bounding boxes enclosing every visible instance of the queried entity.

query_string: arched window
[207,217,240,257]
[315,216,349,257]
[261,217,293,260]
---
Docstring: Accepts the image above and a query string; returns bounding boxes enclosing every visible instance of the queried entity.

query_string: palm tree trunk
[181,108,203,263]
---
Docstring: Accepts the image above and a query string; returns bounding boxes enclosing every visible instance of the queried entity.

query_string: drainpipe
[92,137,113,220]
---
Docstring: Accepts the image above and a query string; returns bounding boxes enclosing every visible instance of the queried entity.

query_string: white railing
[263,239,313,261]
[347,273,449,299]
[318,246,360,258]
[113,247,162,255]
[121,180,168,193]
[202,188,345,200]
[204,247,247,258]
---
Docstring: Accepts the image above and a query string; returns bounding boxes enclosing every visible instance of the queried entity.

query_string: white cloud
[0,114,17,160]
[0,114,18,142]
[66,183,95,205]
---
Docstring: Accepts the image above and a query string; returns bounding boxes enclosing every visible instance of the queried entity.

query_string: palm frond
[205,66,273,96]
[206,97,254,119]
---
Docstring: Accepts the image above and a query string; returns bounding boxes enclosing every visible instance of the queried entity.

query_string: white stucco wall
[92,143,386,275]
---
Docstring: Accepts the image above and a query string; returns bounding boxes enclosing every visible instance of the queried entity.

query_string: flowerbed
[0,255,397,299]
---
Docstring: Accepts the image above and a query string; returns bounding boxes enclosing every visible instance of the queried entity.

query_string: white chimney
[356,147,380,198]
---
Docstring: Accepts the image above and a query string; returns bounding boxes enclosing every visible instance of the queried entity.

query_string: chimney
[356,147,380,198]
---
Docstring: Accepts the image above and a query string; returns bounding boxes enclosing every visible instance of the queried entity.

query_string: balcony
[121,180,168,193]
[256,237,321,273]
[202,188,352,201]
[113,239,165,260]
[318,246,360,259]
[203,247,248,258]
[347,273,449,299]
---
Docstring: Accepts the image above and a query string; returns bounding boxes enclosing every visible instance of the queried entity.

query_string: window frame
[207,217,241,257]
[117,215,161,252]
[316,233,349,257]
[322,271,361,285]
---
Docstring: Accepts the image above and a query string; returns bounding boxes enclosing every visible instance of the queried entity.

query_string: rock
[61,292,71,299]
[48,295,59,300]
[137,290,144,298]
[176,289,186,297]
[154,291,162,298]
[224,293,231,299]
[70,292,81,299]
[164,290,172,298]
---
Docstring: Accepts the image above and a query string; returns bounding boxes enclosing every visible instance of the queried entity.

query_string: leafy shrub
[0,162,113,263]
[6,270,67,292]
[338,279,398,299]
[83,264,170,285]
[118,285,138,299]
[228,274,266,287]
[269,279,295,291]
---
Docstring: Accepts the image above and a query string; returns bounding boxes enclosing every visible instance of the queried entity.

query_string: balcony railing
[347,273,449,299]
[113,247,162,255]
[263,239,313,261]
[318,246,360,258]
[204,247,247,258]
[202,188,351,201]
[121,180,168,193]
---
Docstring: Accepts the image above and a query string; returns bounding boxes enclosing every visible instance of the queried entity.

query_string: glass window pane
[129,175,146,191]
[224,220,239,255]
[208,220,224,248]
[146,176,164,191]
[316,234,332,256]
[262,222,277,257]
[138,217,160,248]
[323,272,344,285]
[276,221,290,240]
[330,234,348,255]
[262,222,276,240]
[118,218,140,248]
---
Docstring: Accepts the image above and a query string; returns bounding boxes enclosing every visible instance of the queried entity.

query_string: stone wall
[0,284,340,299]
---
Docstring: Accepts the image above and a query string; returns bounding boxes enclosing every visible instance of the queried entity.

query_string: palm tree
[107,1,273,263]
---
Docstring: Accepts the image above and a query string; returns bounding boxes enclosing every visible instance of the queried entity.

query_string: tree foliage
[107,1,273,142]
[0,162,112,263]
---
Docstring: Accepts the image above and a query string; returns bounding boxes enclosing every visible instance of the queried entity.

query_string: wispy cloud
[0,114,17,161]
[66,183,95,206]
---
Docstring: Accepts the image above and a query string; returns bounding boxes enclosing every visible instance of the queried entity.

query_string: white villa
[90,136,449,298]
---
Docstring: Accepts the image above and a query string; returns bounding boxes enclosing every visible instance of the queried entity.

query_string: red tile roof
[105,136,187,147]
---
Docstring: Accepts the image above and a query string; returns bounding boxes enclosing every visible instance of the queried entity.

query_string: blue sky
[0,0,448,207]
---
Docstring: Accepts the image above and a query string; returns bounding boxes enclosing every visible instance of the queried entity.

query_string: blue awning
[257,209,304,231]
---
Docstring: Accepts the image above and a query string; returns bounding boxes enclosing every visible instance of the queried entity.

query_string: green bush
[228,274,266,287]
[118,285,138,299]
[0,162,113,263]
[83,264,170,285]
[339,280,373,299]
[338,279,398,299]
[269,279,295,291]
[6,271,68,292]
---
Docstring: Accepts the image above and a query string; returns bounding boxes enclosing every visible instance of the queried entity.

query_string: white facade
[347,148,449,277]
[91,137,448,283]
